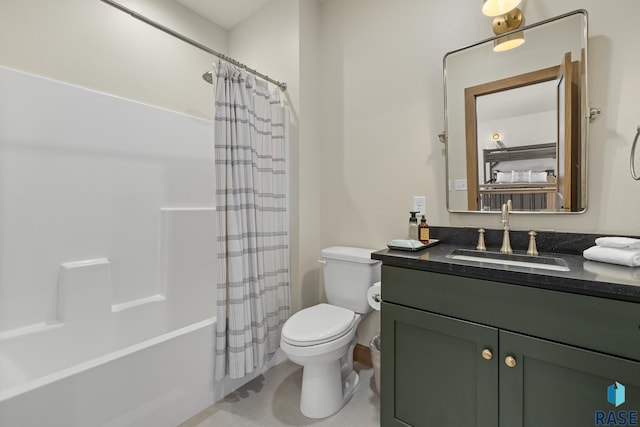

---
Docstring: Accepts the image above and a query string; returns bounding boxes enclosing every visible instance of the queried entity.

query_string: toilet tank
[321,246,381,314]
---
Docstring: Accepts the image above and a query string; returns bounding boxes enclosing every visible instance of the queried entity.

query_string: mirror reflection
[444,10,587,213]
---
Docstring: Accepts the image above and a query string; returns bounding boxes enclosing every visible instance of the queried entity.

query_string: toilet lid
[282,304,356,346]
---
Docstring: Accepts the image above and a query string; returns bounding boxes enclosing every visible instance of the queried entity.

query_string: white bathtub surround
[213,60,291,380]
[0,67,224,427]
[0,209,217,407]
[0,65,216,335]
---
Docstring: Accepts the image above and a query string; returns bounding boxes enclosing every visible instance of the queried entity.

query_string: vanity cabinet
[382,303,498,426]
[380,266,640,427]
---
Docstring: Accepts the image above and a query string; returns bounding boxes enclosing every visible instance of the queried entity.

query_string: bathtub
[0,251,218,427]
[0,317,285,427]
[0,258,284,427]
[0,317,216,427]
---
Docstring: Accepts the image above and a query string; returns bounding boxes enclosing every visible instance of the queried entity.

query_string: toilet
[280,246,381,418]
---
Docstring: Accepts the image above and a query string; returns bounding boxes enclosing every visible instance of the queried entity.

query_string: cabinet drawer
[382,266,640,362]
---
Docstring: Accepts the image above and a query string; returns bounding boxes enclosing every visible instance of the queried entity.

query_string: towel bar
[631,125,640,180]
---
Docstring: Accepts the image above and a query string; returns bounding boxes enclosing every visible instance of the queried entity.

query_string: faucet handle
[476,228,486,251]
[527,230,539,256]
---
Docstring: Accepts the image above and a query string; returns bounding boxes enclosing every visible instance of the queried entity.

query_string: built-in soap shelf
[58,258,168,315]
[57,258,114,322]
[0,206,217,342]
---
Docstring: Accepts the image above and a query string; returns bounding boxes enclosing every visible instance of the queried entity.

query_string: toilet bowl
[280,246,381,418]
[281,304,362,418]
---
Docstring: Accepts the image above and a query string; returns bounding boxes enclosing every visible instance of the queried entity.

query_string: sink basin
[447,248,570,272]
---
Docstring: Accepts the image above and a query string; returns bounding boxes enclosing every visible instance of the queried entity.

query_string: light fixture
[482,0,522,17]
[492,133,507,148]
[490,7,525,52]
[494,31,525,52]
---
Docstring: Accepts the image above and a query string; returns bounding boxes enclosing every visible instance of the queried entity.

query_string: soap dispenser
[419,214,429,244]
[408,211,419,241]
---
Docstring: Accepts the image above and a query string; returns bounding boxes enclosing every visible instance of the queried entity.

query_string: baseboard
[353,343,373,368]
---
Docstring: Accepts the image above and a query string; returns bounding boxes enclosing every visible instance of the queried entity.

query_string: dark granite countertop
[371,227,640,303]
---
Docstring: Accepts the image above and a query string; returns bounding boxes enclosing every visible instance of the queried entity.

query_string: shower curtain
[213,60,290,380]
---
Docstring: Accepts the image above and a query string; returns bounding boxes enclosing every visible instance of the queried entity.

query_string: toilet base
[280,310,363,419]
[300,362,360,419]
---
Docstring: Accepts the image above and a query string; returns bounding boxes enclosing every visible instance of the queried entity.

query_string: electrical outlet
[413,196,426,216]
[454,179,467,191]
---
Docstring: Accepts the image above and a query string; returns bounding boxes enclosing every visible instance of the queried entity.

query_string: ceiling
[477,80,558,121]
[175,0,271,30]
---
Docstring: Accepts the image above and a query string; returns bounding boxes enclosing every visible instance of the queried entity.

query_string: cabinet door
[381,302,498,427]
[500,330,640,427]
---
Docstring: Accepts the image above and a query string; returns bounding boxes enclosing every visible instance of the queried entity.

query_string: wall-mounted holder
[589,107,601,123]
[438,131,447,144]
[630,125,640,180]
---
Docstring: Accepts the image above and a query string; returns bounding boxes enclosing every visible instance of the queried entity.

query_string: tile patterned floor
[179,361,380,427]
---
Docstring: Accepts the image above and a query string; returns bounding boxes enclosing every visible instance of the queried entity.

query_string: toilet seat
[281,303,357,347]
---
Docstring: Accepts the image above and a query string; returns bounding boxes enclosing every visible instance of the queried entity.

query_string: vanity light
[491,7,525,52]
[494,31,525,51]
[482,0,521,17]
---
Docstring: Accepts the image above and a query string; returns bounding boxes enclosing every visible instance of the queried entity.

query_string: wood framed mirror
[464,52,581,211]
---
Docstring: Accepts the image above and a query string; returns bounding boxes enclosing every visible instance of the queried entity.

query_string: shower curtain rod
[99,0,287,91]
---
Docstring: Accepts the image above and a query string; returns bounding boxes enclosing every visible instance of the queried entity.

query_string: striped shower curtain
[213,60,290,380]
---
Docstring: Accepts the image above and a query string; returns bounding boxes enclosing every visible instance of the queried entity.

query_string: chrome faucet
[500,200,513,254]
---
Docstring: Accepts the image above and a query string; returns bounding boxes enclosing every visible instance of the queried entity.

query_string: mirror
[444,10,588,213]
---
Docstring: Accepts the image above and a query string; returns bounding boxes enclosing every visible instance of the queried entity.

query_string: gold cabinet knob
[481,348,493,360]
[505,356,517,368]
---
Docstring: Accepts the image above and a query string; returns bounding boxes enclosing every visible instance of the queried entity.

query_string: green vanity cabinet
[500,331,640,426]
[381,302,498,426]
[380,265,640,427]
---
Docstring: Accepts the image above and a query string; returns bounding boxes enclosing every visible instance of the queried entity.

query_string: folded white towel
[595,236,640,249]
[388,239,424,249]
[583,246,640,267]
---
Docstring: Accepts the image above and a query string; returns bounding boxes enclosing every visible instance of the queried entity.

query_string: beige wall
[0,0,227,120]
[298,0,324,311]
[227,0,315,316]
[318,0,640,244]
[228,0,327,318]
[318,0,640,345]
[3,0,640,348]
